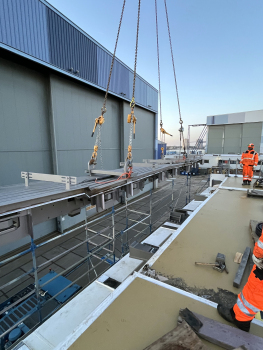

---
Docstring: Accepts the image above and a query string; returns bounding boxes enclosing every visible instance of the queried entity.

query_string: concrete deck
[222,176,263,190]
[17,176,263,350]
[151,177,262,294]
[62,276,262,350]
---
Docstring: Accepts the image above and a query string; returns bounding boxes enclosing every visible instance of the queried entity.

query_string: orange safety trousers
[242,165,254,181]
[233,265,263,322]
[233,233,263,322]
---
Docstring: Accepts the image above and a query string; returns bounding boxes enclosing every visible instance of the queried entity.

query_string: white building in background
[206,109,263,155]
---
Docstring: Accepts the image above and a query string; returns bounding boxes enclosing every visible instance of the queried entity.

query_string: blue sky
[47,0,263,145]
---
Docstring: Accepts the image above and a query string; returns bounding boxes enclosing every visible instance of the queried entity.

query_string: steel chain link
[164,0,186,153]
[102,0,126,113]
[90,0,126,169]
[155,0,162,127]
[129,122,133,147]
[131,0,141,102]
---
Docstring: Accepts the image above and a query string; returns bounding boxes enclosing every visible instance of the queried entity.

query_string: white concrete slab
[200,187,214,196]
[163,222,180,229]
[23,281,112,350]
[183,200,203,211]
[105,254,143,283]
[142,227,173,247]
[17,345,30,350]
[97,274,109,283]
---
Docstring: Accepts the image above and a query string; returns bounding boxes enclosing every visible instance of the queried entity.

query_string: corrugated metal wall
[47,8,98,84]
[0,0,49,62]
[0,0,157,112]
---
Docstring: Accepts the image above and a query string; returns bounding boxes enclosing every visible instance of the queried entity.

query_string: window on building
[204,160,209,163]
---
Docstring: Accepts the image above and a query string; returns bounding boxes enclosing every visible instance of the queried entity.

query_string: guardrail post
[25,172,29,187]
[66,176,70,190]
[235,158,238,177]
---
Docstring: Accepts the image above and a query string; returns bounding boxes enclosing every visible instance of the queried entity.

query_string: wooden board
[234,252,243,264]
[143,319,207,350]
[193,312,263,350]
[233,247,251,288]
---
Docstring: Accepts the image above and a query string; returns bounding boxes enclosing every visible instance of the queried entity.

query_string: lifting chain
[89,0,126,170]
[126,0,141,172]
[155,0,163,148]
[155,0,172,159]
[164,0,186,156]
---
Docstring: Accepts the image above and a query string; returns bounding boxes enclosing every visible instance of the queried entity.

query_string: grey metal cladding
[97,47,129,97]
[147,85,158,111]
[47,8,98,84]
[135,77,147,106]
[0,0,49,62]
[0,0,157,112]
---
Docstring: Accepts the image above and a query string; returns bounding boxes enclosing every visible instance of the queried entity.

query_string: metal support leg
[85,206,90,284]
[172,179,174,201]
[120,230,124,257]
[27,213,42,324]
[30,237,42,323]
[125,192,128,230]
[235,158,238,177]
[112,206,116,264]
[185,173,188,205]
[149,190,152,234]
[188,174,191,203]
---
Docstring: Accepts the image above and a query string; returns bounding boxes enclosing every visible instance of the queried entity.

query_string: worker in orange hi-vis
[240,143,258,186]
[217,227,263,332]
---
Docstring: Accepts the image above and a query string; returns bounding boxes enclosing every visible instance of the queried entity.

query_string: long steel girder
[0,159,201,247]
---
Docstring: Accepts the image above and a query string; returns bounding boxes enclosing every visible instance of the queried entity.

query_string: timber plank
[143,320,207,350]
[193,312,263,350]
[233,247,251,288]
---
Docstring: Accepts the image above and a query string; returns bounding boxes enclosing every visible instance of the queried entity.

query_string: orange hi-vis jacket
[233,227,263,322]
[240,150,259,166]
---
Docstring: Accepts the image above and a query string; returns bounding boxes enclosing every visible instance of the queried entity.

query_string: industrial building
[206,110,263,155]
[0,0,159,241]
[0,0,158,189]
[4,2,263,350]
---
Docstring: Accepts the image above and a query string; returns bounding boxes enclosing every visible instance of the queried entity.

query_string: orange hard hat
[248,143,254,148]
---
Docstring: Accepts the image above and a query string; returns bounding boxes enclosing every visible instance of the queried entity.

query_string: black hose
[256,222,263,238]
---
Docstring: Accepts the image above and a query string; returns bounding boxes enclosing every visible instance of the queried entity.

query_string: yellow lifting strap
[160,127,172,137]
[127,109,137,139]
[89,145,99,165]
[91,115,105,137]
[127,145,132,160]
